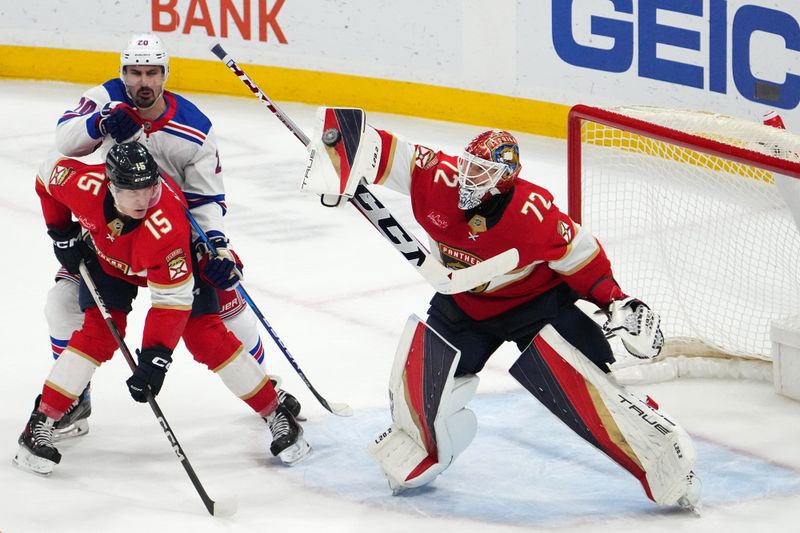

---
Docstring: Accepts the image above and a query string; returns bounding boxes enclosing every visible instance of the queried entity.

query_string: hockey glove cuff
[127,347,173,403]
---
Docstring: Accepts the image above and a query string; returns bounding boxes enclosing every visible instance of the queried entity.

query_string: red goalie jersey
[35,154,194,350]
[371,131,625,320]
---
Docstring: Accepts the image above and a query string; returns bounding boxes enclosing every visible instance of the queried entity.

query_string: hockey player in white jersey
[45,33,301,440]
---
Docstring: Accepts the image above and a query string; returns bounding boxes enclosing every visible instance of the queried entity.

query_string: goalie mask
[457,130,521,210]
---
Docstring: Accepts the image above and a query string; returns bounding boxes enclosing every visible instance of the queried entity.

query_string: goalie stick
[78,262,237,518]
[157,177,353,418]
[209,42,519,295]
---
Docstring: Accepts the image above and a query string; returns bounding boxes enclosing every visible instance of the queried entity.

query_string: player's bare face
[123,66,165,108]
[112,183,161,219]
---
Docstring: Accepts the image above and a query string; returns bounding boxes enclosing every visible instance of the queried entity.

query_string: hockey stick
[78,261,237,518]
[208,42,519,295]
[158,178,353,417]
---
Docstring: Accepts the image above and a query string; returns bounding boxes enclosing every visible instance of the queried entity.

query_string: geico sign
[152,0,287,43]
[552,0,800,109]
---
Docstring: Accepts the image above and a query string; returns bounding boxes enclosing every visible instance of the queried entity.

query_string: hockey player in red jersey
[46,33,299,440]
[303,108,701,512]
[14,143,310,476]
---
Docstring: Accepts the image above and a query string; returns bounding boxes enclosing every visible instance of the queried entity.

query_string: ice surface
[1,80,799,532]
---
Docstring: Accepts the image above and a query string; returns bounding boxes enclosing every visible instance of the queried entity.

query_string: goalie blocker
[370,316,700,511]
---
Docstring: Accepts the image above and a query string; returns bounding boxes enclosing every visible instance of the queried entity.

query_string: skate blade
[676,472,702,516]
[53,419,89,442]
[677,496,702,517]
[388,478,407,496]
[12,446,56,476]
[277,438,312,466]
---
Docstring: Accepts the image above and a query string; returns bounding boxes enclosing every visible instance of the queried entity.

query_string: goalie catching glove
[601,297,664,359]
[301,107,382,206]
[196,235,243,291]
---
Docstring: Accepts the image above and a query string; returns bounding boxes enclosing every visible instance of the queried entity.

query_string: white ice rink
[1,79,799,532]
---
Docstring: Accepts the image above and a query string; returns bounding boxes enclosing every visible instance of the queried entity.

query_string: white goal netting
[569,105,800,381]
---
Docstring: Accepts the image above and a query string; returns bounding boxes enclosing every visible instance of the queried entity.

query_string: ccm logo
[157,416,185,460]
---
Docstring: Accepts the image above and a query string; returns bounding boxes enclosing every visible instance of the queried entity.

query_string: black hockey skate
[13,403,62,476]
[53,383,91,441]
[264,404,311,465]
[271,378,303,421]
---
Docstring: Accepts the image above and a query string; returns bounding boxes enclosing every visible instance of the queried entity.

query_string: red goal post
[566,104,800,382]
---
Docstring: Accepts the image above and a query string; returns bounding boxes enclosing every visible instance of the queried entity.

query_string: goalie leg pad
[367,315,479,491]
[510,325,698,506]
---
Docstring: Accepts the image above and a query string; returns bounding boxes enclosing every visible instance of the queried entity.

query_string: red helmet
[457,130,521,209]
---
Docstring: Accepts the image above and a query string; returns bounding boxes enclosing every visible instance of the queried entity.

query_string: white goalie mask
[457,130,521,210]
[120,33,170,84]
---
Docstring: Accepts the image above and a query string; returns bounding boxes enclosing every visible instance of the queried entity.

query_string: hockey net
[567,105,800,383]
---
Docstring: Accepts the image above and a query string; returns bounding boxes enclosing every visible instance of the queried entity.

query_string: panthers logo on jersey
[166,248,189,281]
[49,165,73,186]
[414,146,438,170]
[557,220,573,243]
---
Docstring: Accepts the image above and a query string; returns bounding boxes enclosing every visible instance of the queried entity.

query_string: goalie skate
[676,471,702,516]
[264,404,312,465]
[13,409,61,476]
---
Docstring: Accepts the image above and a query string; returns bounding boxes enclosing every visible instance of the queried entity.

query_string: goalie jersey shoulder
[500,180,598,272]
[410,146,459,188]
[373,129,459,195]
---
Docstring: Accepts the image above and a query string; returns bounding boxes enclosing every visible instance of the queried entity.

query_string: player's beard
[132,87,158,109]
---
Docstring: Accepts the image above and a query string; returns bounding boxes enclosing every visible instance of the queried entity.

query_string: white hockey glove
[602,297,664,359]
[302,107,382,207]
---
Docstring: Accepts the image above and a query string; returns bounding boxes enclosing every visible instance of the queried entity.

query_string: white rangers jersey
[55,78,227,244]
